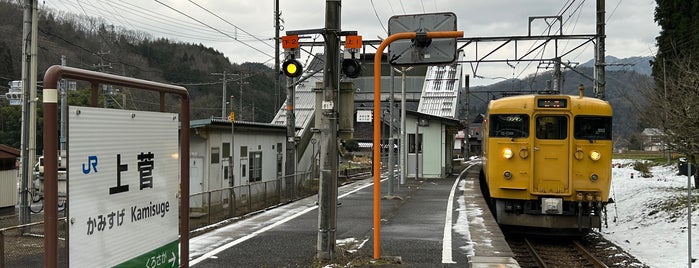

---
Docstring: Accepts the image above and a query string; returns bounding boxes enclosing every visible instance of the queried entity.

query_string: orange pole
[372,30,463,259]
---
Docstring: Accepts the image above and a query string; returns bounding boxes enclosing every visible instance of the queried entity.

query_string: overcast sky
[43,0,659,85]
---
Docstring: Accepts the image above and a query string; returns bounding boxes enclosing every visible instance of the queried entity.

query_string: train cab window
[489,114,529,138]
[536,116,568,139]
[574,116,612,140]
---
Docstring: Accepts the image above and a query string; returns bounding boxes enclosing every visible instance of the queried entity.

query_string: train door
[532,115,570,195]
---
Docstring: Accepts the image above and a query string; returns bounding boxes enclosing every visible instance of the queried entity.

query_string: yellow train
[480,89,613,233]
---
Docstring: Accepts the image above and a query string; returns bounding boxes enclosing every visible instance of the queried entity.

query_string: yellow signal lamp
[282,59,303,78]
[503,148,513,159]
[589,150,601,161]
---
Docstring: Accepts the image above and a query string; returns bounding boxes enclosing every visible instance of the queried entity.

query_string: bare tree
[643,58,699,187]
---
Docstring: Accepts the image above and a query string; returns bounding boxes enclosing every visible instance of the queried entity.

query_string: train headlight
[503,170,512,180]
[503,148,513,159]
[590,173,599,181]
[589,150,601,161]
[574,149,584,160]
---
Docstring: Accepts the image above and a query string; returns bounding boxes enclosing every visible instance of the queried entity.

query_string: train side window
[574,116,612,140]
[536,116,568,139]
[489,114,529,138]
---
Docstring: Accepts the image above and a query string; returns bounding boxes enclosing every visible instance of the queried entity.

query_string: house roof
[407,110,461,127]
[641,128,665,136]
[0,144,20,159]
[191,118,289,133]
[417,59,463,119]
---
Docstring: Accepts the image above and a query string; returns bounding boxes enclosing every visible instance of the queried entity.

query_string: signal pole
[317,0,340,260]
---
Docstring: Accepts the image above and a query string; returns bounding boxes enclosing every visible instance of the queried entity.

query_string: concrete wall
[0,170,17,208]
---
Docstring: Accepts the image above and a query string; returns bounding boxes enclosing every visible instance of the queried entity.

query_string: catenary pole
[317,0,340,260]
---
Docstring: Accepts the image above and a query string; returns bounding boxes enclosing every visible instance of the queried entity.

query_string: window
[489,114,529,138]
[211,147,220,164]
[536,116,568,140]
[240,146,248,158]
[223,143,230,158]
[574,116,612,140]
[249,151,262,182]
[408,133,423,153]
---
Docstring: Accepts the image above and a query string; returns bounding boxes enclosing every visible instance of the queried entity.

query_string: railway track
[508,236,609,268]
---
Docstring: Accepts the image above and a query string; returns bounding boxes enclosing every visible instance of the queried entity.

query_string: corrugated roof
[270,70,322,137]
[417,56,462,119]
[191,118,288,132]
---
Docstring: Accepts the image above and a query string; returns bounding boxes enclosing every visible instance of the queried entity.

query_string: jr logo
[82,155,98,174]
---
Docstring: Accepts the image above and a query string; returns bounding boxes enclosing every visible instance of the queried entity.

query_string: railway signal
[282,58,303,78]
[342,35,362,78]
[281,35,303,78]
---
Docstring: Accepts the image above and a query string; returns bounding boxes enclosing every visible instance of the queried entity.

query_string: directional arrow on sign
[169,252,176,267]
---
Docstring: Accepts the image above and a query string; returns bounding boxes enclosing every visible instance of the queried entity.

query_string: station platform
[189,161,519,267]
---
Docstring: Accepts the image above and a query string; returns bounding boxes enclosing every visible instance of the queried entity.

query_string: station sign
[68,106,179,268]
[357,110,373,122]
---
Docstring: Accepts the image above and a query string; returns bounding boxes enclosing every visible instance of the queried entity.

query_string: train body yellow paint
[480,94,613,231]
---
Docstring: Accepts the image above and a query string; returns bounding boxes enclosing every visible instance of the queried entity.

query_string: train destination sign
[68,106,179,268]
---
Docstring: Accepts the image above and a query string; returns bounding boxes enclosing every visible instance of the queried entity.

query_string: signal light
[282,59,303,78]
[341,58,362,78]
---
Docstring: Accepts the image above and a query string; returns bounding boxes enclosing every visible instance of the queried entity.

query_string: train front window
[574,116,612,140]
[489,114,529,138]
[536,116,568,139]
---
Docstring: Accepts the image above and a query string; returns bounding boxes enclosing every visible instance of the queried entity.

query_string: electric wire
[154,0,275,59]
[187,0,275,49]
[369,0,387,35]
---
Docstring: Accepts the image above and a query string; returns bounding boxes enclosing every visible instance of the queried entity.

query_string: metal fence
[0,216,67,268]
[188,171,317,232]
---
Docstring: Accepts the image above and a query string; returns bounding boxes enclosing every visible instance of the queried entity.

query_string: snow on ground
[602,159,698,268]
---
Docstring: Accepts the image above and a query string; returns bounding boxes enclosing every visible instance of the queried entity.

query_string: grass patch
[311,237,402,267]
[645,190,699,222]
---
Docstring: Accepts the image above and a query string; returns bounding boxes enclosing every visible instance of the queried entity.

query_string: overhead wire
[187,0,275,49]
[44,0,231,42]
[154,0,275,59]
[513,0,586,82]
[369,0,387,34]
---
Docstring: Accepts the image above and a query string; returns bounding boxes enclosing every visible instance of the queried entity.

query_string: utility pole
[60,56,67,152]
[19,0,37,227]
[400,67,407,185]
[222,71,227,118]
[317,0,340,260]
[211,71,228,118]
[274,0,281,112]
[239,76,249,120]
[594,0,606,99]
[387,69,395,195]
